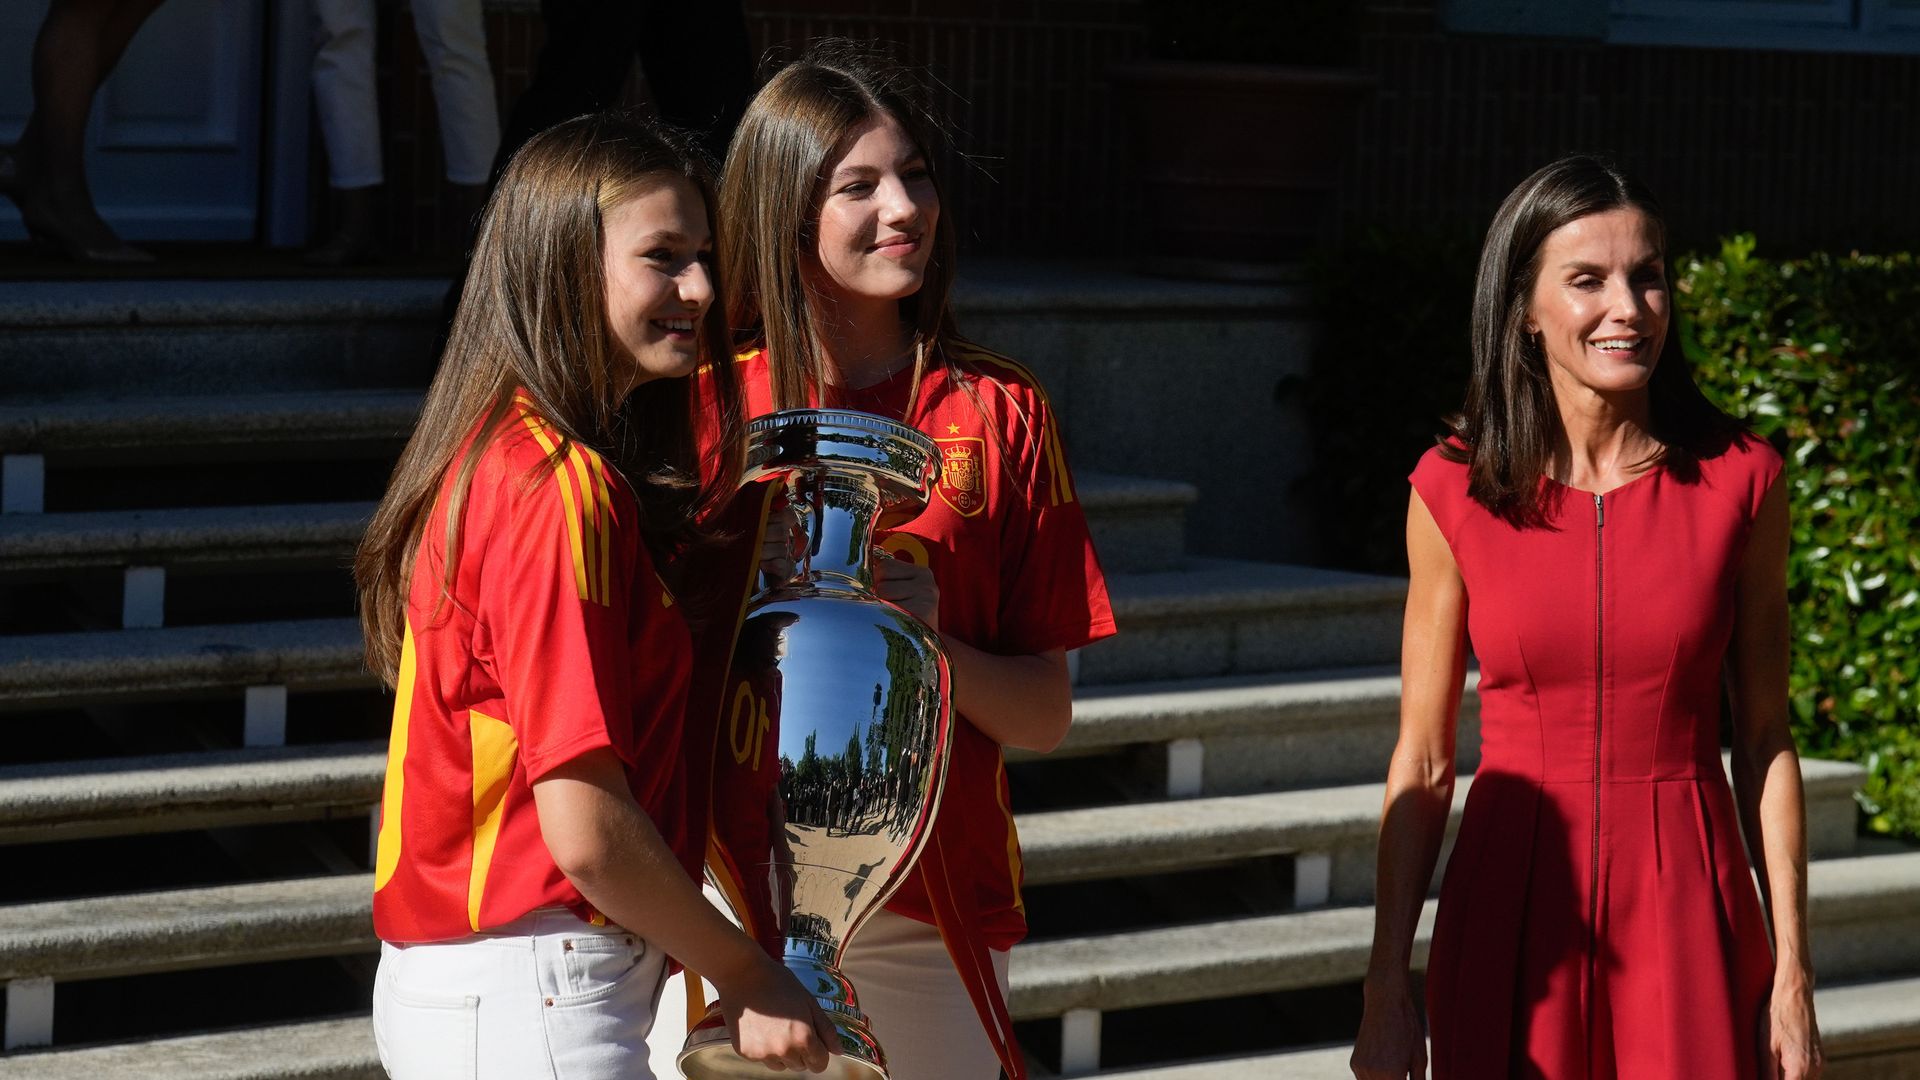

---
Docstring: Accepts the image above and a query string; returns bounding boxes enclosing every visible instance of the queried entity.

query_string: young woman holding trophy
[664,42,1117,1080]
[353,113,835,1080]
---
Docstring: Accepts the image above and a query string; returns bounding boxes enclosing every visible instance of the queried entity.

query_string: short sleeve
[476,449,638,781]
[1729,433,1786,523]
[1409,443,1470,548]
[996,398,1117,656]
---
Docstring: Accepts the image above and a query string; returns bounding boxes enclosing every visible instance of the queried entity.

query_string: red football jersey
[372,393,694,942]
[708,343,1117,950]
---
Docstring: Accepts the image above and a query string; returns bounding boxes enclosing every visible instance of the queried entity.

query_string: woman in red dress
[1351,157,1823,1080]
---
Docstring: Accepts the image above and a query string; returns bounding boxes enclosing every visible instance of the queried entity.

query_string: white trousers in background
[310,0,500,187]
[841,909,1012,1080]
[646,903,1009,1080]
[374,907,667,1080]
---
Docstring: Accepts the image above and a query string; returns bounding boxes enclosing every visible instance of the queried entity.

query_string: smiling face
[805,112,940,308]
[1526,206,1670,398]
[601,176,714,392]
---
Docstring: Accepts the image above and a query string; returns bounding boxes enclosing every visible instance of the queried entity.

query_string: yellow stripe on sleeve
[582,448,616,609]
[373,620,418,893]
[519,415,592,603]
[564,445,603,603]
[467,708,519,932]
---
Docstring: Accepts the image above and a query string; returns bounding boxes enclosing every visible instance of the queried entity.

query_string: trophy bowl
[678,409,953,1080]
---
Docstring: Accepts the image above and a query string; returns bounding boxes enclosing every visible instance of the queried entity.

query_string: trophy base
[676,1006,885,1080]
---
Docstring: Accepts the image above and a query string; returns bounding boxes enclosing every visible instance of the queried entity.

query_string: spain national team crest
[934,436,986,516]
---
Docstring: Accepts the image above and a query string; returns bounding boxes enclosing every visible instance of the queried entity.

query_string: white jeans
[647,904,1010,1080]
[310,0,500,186]
[374,908,667,1080]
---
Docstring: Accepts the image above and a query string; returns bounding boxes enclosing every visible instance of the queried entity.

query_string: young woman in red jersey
[353,114,835,1080]
[669,42,1117,1080]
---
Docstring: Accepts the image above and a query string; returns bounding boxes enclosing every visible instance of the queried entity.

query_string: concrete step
[0,874,373,984]
[1020,756,1866,902]
[1088,977,1920,1079]
[10,974,1915,1080]
[0,618,370,710]
[0,280,442,397]
[0,743,384,845]
[0,1015,381,1080]
[0,503,374,573]
[1073,472,1194,574]
[0,390,420,460]
[1023,667,1480,793]
[7,850,1910,1010]
[1086,561,1404,685]
[0,483,1179,578]
[0,561,1397,707]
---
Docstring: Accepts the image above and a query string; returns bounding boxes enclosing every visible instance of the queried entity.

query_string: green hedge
[1292,233,1920,838]
[1682,236,1920,836]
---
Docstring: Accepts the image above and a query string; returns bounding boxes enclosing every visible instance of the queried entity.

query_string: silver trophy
[678,409,953,1080]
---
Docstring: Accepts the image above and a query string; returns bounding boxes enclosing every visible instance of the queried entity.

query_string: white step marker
[4,977,54,1049]
[244,685,289,747]
[1166,737,1204,798]
[1294,851,1333,908]
[122,566,166,628]
[1059,1007,1102,1074]
[1,455,45,514]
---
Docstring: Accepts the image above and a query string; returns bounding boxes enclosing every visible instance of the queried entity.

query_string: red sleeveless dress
[1411,434,1781,1079]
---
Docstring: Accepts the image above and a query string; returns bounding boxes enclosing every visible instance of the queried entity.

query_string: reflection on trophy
[678,409,953,1080]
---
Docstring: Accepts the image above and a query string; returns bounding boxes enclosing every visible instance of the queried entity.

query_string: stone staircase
[2,278,1917,1080]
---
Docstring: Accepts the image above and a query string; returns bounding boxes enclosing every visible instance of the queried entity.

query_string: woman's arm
[1352,489,1468,1080]
[531,751,835,1072]
[1725,477,1823,1080]
[873,552,1073,752]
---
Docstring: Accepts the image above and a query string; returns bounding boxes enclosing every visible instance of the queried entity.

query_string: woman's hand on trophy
[719,954,838,1072]
[760,501,803,584]
[874,548,939,631]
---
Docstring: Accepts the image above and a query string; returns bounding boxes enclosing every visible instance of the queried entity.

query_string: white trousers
[646,904,1010,1080]
[374,908,668,1080]
[310,0,500,187]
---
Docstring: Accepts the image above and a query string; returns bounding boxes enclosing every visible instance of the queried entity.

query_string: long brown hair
[718,39,964,414]
[356,113,745,685]
[1446,154,1740,527]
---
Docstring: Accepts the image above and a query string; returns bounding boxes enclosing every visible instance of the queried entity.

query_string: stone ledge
[0,503,375,572]
[0,391,420,453]
[0,1014,381,1080]
[0,618,372,709]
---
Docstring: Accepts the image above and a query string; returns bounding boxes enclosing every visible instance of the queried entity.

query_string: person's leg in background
[839,909,1011,1080]
[307,0,383,265]
[0,0,167,261]
[407,0,499,250]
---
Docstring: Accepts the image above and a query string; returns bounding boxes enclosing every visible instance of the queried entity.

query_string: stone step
[1087,977,1920,1079]
[1073,472,1194,574]
[1086,561,1404,685]
[0,281,442,398]
[1020,667,1481,793]
[5,850,1911,1004]
[0,503,374,574]
[0,743,385,845]
[1014,850,1920,1023]
[0,390,420,461]
[0,737,1864,912]
[0,479,1182,578]
[0,619,370,710]
[0,1014,381,1080]
[0,561,1399,707]
[10,974,1916,1080]
[1019,755,1866,901]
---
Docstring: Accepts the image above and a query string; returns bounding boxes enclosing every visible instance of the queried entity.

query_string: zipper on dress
[1587,491,1605,1064]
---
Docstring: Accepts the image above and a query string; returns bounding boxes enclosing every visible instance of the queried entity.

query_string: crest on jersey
[934,436,986,516]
